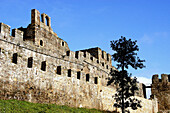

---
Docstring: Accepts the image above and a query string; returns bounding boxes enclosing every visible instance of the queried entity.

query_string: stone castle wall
[0,9,158,112]
[152,74,170,112]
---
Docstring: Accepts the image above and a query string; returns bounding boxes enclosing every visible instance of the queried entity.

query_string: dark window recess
[86,74,89,82]
[57,66,61,75]
[106,65,108,69]
[41,61,46,71]
[110,68,113,72]
[40,40,43,46]
[62,42,64,46]
[12,53,17,64]
[97,60,99,63]
[102,63,104,67]
[84,52,86,57]
[94,77,98,84]
[66,51,70,56]
[45,16,49,26]
[75,51,79,59]
[90,57,93,61]
[68,69,71,77]
[168,75,170,82]
[107,54,109,61]
[159,79,162,82]
[0,48,1,54]
[27,57,33,68]
[102,51,104,59]
[77,71,81,79]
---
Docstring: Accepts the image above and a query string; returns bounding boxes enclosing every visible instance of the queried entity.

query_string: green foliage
[108,36,145,113]
[0,99,106,113]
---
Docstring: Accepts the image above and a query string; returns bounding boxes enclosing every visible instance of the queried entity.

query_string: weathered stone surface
[0,9,158,113]
[151,74,170,113]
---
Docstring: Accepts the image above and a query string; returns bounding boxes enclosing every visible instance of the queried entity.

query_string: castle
[0,9,163,112]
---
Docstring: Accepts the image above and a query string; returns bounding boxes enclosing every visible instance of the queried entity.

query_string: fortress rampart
[151,74,170,112]
[0,9,158,112]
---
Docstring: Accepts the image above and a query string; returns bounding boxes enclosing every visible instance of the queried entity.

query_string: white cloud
[137,77,151,86]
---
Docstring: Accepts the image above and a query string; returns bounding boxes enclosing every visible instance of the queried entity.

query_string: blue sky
[0,0,170,89]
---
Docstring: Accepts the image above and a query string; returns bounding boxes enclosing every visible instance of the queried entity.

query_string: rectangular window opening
[102,51,104,59]
[86,74,89,82]
[41,61,46,71]
[94,77,98,84]
[102,62,104,67]
[75,51,79,59]
[77,71,81,79]
[62,42,65,46]
[84,52,86,58]
[12,53,18,64]
[68,69,71,77]
[168,75,170,82]
[106,65,108,69]
[107,54,109,61]
[97,60,99,63]
[66,51,70,56]
[57,66,61,75]
[27,57,33,68]
[90,57,93,61]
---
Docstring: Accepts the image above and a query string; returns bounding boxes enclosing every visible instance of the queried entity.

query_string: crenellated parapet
[151,74,170,112]
[152,74,170,85]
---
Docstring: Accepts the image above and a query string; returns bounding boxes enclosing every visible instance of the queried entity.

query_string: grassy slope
[0,99,106,113]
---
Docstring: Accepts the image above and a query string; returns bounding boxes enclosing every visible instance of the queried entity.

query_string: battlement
[152,74,170,84]
[80,47,112,65]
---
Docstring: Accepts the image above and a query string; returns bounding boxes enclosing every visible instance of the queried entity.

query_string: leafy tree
[108,36,145,113]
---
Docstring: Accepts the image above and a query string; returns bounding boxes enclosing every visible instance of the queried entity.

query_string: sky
[0,0,170,98]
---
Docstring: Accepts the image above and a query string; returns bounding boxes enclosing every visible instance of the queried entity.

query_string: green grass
[0,99,109,113]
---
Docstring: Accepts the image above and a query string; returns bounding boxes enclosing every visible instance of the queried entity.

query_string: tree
[108,36,145,113]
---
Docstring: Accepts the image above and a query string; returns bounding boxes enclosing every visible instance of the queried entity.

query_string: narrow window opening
[168,75,170,82]
[97,60,99,63]
[110,68,113,72]
[84,52,86,57]
[86,74,89,82]
[94,77,98,84]
[41,15,43,22]
[68,69,71,77]
[27,57,33,68]
[77,71,81,79]
[62,42,64,46]
[12,53,17,64]
[41,61,46,71]
[107,54,109,61]
[45,16,49,26]
[102,51,104,59]
[102,62,104,67]
[0,48,1,54]
[57,66,61,75]
[40,40,43,46]
[66,51,70,56]
[106,65,108,69]
[90,57,93,61]
[75,51,79,59]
